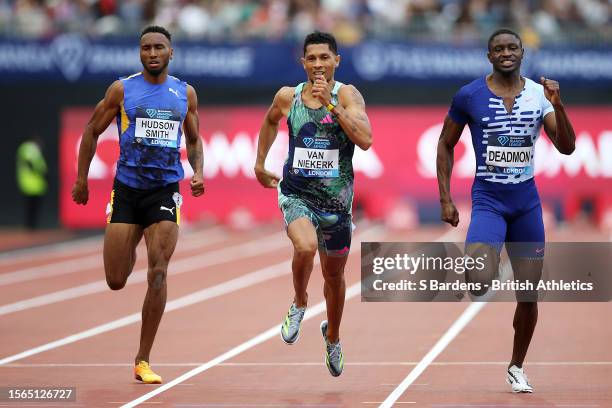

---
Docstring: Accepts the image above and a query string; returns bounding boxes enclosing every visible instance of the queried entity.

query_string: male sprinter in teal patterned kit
[255,32,372,377]
[72,26,204,384]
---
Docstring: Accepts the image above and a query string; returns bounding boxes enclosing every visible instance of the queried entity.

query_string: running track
[0,221,610,407]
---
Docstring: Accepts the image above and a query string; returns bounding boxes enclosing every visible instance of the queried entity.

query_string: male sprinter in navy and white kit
[436,28,575,393]
[72,26,204,384]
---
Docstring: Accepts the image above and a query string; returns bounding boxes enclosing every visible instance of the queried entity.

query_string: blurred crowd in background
[1,0,610,46]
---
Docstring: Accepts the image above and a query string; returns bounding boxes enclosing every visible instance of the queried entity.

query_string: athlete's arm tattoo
[334,85,372,150]
[187,138,203,173]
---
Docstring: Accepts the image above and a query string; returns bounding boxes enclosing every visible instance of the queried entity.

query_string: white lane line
[430,405,599,408]
[0,226,381,366]
[171,405,343,407]
[377,302,486,408]
[0,234,103,265]
[4,361,611,368]
[0,224,223,267]
[120,283,361,408]
[377,246,520,408]
[0,405,86,407]
[119,227,384,408]
[170,405,343,407]
[0,259,288,365]
[0,230,287,316]
[0,226,227,286]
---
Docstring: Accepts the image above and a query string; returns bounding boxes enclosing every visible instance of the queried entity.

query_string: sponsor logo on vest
[320,114,334,124]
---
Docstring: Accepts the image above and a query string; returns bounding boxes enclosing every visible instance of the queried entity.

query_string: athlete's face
[301,43,340,83]
[140,33,173,76]
[488,34,523,74]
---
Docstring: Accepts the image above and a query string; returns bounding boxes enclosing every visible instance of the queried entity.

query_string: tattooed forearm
[350,87,365,107]
[333,85,372,150]
[187,138,204,174]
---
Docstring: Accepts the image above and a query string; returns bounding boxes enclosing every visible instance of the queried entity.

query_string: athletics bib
[486,146,533,167]
[292,147,339,177]
[135,108,180,148]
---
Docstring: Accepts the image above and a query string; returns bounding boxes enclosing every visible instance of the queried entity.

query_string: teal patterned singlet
[279,81,355,213]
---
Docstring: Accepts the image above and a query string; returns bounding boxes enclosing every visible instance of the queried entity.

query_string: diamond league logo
[497,136,509,146]
[303,137,314,147]
[146,109,158,118]
[352,41,388,81]
[50,33,89,82]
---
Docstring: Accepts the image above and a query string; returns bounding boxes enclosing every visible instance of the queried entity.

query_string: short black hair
[488,28,521,50]
[303,31,337,55]
[141,25,172,42]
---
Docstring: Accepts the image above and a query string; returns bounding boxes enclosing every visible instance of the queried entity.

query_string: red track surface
[0,222,610,407]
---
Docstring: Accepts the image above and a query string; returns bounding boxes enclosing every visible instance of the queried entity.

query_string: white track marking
[0,230,288,316]
[119,283,363,408]
[0,226,381,366]
[0,224,223,267]
[0,226,227,286]
[2,361,610,368]
[378,302,486,408]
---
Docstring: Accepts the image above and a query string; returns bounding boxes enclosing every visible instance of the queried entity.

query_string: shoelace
[326,341,342,361]
[288,306,305,330]
[510,369,530,385]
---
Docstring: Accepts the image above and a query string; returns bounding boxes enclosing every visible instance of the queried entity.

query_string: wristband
[326,102,336,112]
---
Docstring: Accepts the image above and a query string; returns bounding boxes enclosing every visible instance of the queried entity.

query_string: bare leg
[286,217,318,308]
[103,223,143,290]
[319,252,348,343]
[464,243,499,298]
[135,221,178,364]
[509,257,542,368]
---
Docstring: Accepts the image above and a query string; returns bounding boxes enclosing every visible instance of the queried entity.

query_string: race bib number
[292,147,339,178]
[486,146,533,168]
[135,108,180,148]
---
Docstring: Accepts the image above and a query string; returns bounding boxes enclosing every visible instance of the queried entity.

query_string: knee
[323,266,345,283]
[106,276,127,291]
[148,267,167,290]
[465,270,494,295]
[294,240,317,261]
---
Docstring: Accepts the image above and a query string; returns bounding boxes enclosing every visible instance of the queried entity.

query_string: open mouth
[500,60,514,67]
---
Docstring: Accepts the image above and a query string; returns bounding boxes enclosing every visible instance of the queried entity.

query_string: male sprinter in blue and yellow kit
[437,28,575,393]
[254,32,372,377]
[72,26,204,384]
